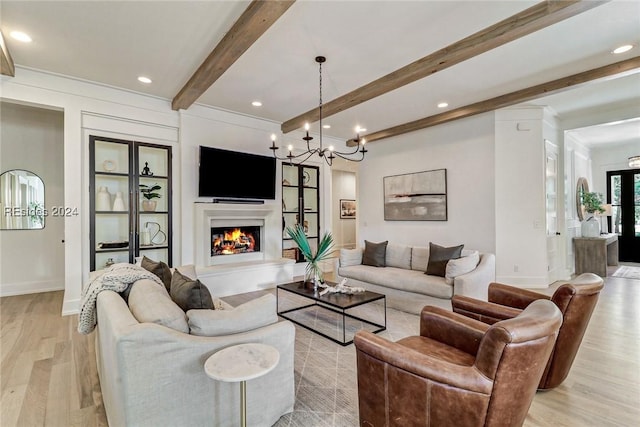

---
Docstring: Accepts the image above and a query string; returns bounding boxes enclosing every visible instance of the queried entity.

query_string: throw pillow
[170,270,214,311]
[426,242,464,277]
[362,240,388,267]
[128,279,189,333]
[140,256,172,292]
[445,250,480,285]
[187,294,277,337]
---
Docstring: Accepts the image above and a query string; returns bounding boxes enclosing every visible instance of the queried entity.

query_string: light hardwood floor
[1,272,639,426]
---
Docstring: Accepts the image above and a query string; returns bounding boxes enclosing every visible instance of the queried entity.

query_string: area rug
[612,266,640,280]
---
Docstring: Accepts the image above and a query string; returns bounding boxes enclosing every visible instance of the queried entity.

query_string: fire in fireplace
[211,226,260,256]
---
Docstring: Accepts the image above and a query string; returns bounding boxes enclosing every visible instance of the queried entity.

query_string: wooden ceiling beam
[0,30,15,77]
[172,0,295,111]
[281,0,608,134]
[350,56,640,144]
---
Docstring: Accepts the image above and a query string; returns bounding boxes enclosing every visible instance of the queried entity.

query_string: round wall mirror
[576,177,589,221]
[0,169,45,230]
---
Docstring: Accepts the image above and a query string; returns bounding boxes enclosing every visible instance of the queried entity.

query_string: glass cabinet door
[282,163,320,262]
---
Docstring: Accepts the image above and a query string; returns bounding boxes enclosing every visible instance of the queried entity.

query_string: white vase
[581,215,601,237]
[96,187,111,211]
[113,191,126,211]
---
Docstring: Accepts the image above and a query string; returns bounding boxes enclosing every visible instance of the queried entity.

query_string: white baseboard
[62,298,80,316]
[0,279,64,297]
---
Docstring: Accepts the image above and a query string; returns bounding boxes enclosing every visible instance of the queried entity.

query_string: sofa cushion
[445,250,480,285]
[339,265,453,299]
[362,240,388,267]
[385,244,412,270]
[426,242,464,277]
[170,270,214,311]
[340,248,363,267]
[128,279,189,333]
[187,294,278,336]
[411,246,430,271]
[141,256,172,291]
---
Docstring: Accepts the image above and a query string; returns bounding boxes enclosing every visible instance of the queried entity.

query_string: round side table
[204,343,280,427]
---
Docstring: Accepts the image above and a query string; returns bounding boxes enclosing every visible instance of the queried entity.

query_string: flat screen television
[198,146,277,200]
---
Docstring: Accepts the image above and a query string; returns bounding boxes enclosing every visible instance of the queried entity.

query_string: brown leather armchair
[451,272,603,390]
[354,299,562,427]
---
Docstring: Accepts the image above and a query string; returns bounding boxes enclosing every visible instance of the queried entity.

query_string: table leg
[240,380,246,427]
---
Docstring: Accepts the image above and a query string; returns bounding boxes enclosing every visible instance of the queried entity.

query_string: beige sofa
[336,243,495,314]
[94,278,295,427]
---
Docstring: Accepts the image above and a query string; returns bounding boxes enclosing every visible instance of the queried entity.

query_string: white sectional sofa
[336,243,496,314]
[94,276,295,427]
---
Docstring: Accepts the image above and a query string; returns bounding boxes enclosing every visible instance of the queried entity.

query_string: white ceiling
[1,0,639,148]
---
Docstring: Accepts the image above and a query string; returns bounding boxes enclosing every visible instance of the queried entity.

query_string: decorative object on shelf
[286,224,334,290]
[579,191,605,238]
[629,155,640,168]
[145,221,167,245]
[141,161,154,176]
[270,56,367,167]
[139,183,161,211]
[383,168,447,221]
[105,258,115,268]
[102,160,116,172]
[96,186,112,211]
[340,199,356,219]
[112,191,126,211]
[98,241,128,249]
[140,227,151,246]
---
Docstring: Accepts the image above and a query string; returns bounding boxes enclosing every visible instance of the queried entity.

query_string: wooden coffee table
[276,280,386,346]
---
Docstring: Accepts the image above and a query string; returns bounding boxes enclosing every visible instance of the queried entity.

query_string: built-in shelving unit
[89,135,172,270]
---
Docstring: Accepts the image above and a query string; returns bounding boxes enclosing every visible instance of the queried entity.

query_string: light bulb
[304,123,310,131]
[271,133,276,142]
[329,145,334,151]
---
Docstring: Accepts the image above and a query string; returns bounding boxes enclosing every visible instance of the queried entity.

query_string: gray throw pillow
[426,242,464,277]
[170,270,214,311]
[362,240,388,267]
[141,256,172,292]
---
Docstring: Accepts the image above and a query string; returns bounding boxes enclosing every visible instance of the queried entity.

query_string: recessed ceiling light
[10,31,32,43]
[612,44,633,54]
[137,76,152,84]
[322,124,331,129]
[251,101,262,107]
[437,102,449,108]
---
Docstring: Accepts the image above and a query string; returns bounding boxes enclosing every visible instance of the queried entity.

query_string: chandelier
[270,56,367,166]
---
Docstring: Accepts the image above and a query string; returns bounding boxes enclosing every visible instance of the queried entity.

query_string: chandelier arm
[331,143,363,157]
[332,151,365,162]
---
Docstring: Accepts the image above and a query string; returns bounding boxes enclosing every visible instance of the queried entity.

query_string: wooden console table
[573,233,619,277]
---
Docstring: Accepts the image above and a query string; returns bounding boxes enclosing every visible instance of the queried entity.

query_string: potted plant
[286,224,334,289]
[580,191,605,237]
[139,183,161,211]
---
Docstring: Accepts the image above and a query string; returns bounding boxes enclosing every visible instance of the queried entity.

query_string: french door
[607,169,640,262]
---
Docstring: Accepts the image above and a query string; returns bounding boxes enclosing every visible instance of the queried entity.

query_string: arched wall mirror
[0,169,45,230]
[576,177,589,221]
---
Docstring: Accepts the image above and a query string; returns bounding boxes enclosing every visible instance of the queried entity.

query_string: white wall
[0,102,64,295]
[1,67,179,313]
[357,113,495,253]
[591,140,639,194]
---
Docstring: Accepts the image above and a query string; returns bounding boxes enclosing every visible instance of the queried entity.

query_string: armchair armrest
[354,330,493,395]
[488,283,550,309]
[451,295,522,325]
[419,306,489,356]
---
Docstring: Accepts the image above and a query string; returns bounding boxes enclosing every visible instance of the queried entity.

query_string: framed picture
[383,168,447,221]
[340,199,356,219]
